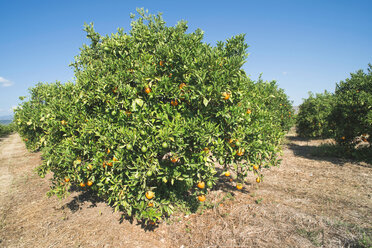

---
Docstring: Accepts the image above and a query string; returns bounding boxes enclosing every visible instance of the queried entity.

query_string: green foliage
[296,91,334,138]
[0,123,14,137]
[14,9,293,222]
[296,64,371,162]
[329,64,372,146]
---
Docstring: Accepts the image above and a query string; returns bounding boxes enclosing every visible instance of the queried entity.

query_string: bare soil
[0,132,371,248]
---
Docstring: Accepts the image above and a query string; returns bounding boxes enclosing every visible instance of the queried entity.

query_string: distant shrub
[296,91,334,138]
[0,123,15,137]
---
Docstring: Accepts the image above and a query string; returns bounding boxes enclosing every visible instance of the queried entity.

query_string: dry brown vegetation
[0,132,371,247]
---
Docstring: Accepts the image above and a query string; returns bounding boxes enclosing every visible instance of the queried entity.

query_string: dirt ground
[0,132,371,248]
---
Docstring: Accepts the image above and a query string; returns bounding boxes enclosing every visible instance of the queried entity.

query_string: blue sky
[1,0,371,117]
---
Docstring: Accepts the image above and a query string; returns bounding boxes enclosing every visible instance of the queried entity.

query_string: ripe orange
[80,182,86,187]
[171,100,178,106]
[145,87,151,94]
[198,195,206,202]
[145,191,154,200]
[224,171,230,177]
[228,139,236,147]
[253,165,259,170]
[159,61,164,66]
[113,157,118,162]
[256,177,261,183]
[246,109,251,114]
[107,148,110,154]
[61,120,67,125]
[103,161,106,168]
[64,177,70,182]
[341,136,345,140]
[222,92,230,100]
[236,183,243,190]
[179,83,186,89]
[148,202,154,207]
[236,148,244,156]
[107,162,113,167]
[171,157,178,163]
[25,138,28,142]
[197,181,205,189]
[87,181,93,186]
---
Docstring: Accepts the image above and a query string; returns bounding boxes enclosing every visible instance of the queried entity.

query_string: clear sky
[1,0,371,117]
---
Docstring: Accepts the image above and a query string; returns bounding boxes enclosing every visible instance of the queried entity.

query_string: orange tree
[329,64,372,146]
[254,77,295,132]
[14,9,293,222]
[296,91,334,138]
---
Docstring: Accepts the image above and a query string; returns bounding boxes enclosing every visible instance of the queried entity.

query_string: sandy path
[0,134,17,197]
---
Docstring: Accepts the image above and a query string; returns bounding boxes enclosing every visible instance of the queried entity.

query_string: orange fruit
[198,195,206,202]
[87,181,93,187]
[61,120,67,125]
[87,164,93,170]
[159,61,164,66]
[64,177,70,182]
[80,182,86,187]
[171,157,178,163]
[253,165,259,170]
[236,183,243,190]
[107,148,110,154]
[236,148,244,156]
[148,202,154,207]
[229,178,233,182]
[107,162,113,167]
[246,109,251,114]
[341,136,345,140]
[171,100,178,106]
[113,157,118,162]
[179,83,186,89]
[197,181,205,189]
[224,171,230,177]
[103,161,106,168]
[256,177,261,183]
[145,191,154,200]
[222,92,230,100]
[25,138,28,142]
[145,87,151,94]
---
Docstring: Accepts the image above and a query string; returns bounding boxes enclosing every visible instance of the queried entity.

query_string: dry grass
[0,133,371,248]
